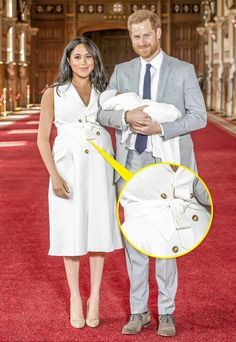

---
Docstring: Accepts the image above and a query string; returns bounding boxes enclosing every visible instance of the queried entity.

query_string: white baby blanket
[100,90,181,163]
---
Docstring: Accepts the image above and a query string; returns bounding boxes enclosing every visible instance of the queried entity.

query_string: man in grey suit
[98,9,207,336]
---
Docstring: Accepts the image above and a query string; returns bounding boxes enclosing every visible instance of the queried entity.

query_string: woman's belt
[56,121,104,139]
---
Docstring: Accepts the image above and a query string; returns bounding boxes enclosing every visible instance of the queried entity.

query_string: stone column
[7,25,15,63]
[5,0,18,111]
[205,23,215,110]
[227,10,236,118]
[5,0,17,18]
[28,27,38,104]
[214,16,225,113]
[196,26,207,95]
[0,2,4,91]
[6,19,17,111]
[17,22,29,107]
[18,63,28,107]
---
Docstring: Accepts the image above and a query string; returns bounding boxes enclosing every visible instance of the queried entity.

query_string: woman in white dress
[37,37,123,329]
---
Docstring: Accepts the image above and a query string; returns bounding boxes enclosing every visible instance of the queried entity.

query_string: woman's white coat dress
[48,83,123,256]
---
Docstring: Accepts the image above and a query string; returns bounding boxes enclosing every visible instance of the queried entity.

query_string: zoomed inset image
[118,163,213,258]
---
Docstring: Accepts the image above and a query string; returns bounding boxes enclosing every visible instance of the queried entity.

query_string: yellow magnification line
[88,140,134,182]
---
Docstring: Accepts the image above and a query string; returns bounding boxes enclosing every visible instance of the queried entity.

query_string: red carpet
[0,115,235,341]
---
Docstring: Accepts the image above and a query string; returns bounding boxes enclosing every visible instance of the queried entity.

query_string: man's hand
[125,106,152,125]
[131,120,162,135]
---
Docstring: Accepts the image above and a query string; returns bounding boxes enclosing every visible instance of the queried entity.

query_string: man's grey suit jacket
[98,52,207,181]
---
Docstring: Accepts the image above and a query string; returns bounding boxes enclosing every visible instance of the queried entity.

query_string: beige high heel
[70,298,85,329]
[86,299,99,328]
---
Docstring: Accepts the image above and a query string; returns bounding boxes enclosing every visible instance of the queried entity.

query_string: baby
[99,89,182,164]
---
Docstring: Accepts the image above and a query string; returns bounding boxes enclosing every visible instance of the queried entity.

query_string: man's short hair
[127,9,161,32]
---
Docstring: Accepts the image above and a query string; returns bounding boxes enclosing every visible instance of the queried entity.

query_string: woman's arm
[37,87,69,199]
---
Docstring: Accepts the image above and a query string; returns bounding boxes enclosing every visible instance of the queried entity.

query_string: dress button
[78,119,82,123]
[192,215,199,221]
[84,149,89,154]
[172,246,179,253]
[96,131,100,136]
[161,193,167,199]
[125,147,129,150]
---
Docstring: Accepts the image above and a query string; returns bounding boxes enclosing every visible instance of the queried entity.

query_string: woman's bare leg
[86,253,105,326]
[64,256,85,328]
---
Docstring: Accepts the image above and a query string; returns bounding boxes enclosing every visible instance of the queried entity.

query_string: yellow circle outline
[116,161,214,259]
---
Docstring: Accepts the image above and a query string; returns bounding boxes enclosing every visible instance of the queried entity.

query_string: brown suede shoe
[122,312,151,335]
[157,314,176,336]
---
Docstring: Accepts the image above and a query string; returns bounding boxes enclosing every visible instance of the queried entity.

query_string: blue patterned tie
[135,63,151,154]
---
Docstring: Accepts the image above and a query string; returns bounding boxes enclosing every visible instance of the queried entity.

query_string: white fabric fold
[122,196,192,243]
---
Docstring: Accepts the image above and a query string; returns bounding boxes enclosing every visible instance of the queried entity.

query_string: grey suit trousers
[117,150,178,315]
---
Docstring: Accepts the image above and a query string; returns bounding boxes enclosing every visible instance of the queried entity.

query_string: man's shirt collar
[140,49,164,71]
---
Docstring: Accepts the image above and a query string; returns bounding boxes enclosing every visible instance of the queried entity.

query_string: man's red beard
[132,42,159,59]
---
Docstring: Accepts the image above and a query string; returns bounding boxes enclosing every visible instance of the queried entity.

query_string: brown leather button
[192,215,199,221]
[78,119,82,123]
[84,149,89,154]
[172,246,179,253]
[161,193,167,199]
[96,131,100,135]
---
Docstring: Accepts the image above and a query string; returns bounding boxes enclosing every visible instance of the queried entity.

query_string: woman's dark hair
[55,37,107,94]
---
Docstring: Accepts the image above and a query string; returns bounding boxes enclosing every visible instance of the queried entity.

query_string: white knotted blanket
[100,90,181,163]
